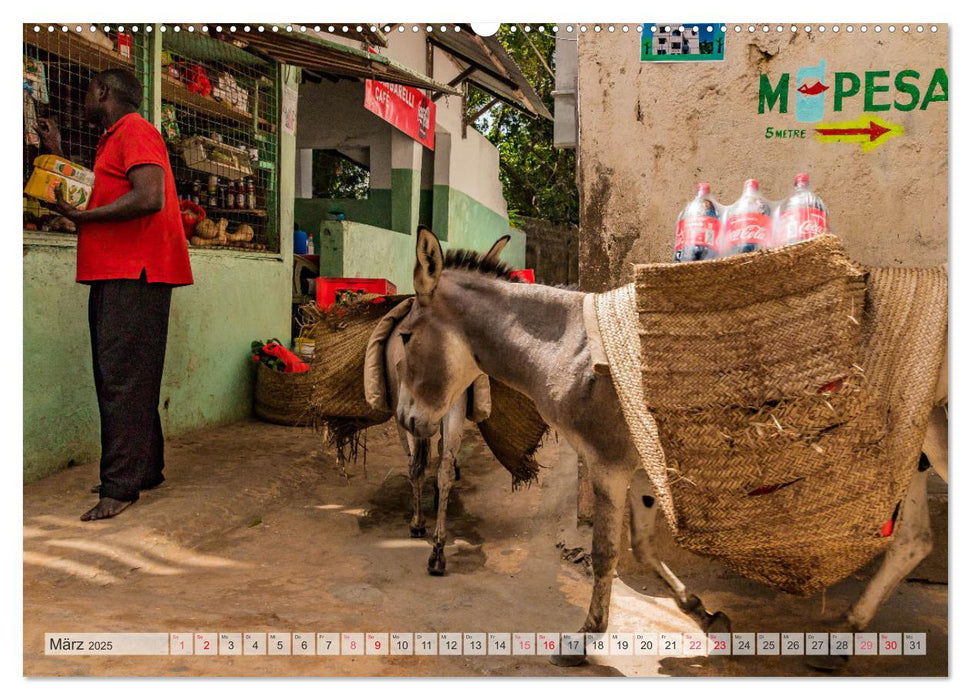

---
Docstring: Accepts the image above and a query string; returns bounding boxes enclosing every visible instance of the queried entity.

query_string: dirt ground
[23,418,948,677]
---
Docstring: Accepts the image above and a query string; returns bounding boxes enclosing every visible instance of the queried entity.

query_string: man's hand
[35,118,64,157]
[54,183,84,222]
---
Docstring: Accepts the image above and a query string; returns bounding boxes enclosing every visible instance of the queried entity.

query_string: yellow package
[24,156,94,210]
[33,155,96,185]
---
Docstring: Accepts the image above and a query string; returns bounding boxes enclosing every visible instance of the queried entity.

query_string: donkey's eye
[400,332,413,346]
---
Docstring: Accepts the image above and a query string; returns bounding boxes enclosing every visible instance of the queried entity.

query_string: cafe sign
[364,79,435,150]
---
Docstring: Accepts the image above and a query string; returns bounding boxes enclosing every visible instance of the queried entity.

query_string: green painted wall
[23,65,298,483]
[313,220,526,297]
[342,222,418,294]
[418,189,433,229]
[391,168,420,234]
[23,242,292,483]
[294,190,392,234]
[308,167,526,290]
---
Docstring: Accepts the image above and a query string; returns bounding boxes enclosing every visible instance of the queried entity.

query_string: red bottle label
[674,216,719,251]
[777,208,829,244]
[723,213,771,248]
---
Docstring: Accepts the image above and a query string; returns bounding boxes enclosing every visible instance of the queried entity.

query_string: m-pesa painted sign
[758,61,947,151]
[364,79,435,150]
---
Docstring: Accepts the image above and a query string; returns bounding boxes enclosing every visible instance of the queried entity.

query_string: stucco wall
[23,242,292,482]
[294,31,511,243]
[576,26,948,291]
[315,219,526,295]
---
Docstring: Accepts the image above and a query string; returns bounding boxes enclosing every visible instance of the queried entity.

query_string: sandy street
[23,419,947,677]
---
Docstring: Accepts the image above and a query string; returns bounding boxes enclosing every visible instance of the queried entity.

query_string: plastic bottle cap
[745,179,759,189]
[697,182,711,194]
[795,173,810,185]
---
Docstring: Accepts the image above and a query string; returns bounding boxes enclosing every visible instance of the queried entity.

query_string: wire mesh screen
[161,28,279,252]
[23,24,280,252]
[22,24,147,234]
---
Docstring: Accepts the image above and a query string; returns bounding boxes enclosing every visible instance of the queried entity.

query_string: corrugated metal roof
[429,26,552,120]
[229,28,460,95]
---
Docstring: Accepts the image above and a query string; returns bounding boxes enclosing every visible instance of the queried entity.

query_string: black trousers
[88,272,173,502]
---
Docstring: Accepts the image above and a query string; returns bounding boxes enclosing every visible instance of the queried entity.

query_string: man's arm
[57,164,166,224]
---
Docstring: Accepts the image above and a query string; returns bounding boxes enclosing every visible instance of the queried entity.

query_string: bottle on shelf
[245,178,256,210]
[236,180,247,210]
[227,180,237,210]
[218,179,229,209]
[207,175,218,209]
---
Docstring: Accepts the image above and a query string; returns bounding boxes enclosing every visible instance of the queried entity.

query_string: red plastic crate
[316,277,397,309]
[511,269,535,284]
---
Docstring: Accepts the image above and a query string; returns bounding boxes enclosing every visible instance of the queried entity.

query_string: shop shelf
[24,25,134,73]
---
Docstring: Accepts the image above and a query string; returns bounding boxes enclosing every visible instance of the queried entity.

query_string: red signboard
[364,79,435,150]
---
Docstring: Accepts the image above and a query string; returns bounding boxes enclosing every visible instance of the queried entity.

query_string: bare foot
[80,497,133,521]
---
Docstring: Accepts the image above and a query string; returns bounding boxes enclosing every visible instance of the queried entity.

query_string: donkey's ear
[414,226,444,297]
[483,234,511,263]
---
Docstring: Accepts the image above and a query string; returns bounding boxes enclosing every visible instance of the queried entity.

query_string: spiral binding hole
[30,21,944,37]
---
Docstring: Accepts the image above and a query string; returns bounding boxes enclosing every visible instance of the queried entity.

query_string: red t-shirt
[76,113,193,285]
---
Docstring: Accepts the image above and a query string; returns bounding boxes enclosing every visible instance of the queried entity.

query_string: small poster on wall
[282,86,298,135]
[641,23,726,62]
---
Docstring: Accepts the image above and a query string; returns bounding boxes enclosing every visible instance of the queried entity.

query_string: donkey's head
[395,226,510,437]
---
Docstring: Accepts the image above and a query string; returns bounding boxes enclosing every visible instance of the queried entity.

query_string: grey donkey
[393,227,947,669]
[365,238,508,576]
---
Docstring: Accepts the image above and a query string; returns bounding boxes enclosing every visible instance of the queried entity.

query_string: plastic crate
[179,135,253,180]
[511,269,536,283]
[316,277,397,310]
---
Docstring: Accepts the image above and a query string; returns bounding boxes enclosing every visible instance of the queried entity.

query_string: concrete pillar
[390,130,422,235]
[296,149,314,200]
[432,130,451,239]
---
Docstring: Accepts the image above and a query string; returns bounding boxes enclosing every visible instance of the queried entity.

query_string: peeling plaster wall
[577,27,948,291]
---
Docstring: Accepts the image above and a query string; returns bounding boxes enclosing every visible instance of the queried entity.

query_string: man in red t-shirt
[37,69,193,521]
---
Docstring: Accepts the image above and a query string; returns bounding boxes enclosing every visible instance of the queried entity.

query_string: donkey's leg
[552,458,631,667]
[428,399,465,576]
[808,468,932,672]
[921,406,948,483]
[398,423,429,538]
[626,470,730,633]
[845,468,933,630]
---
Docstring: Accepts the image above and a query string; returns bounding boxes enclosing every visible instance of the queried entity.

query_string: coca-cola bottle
[673,182,719,262]
[775,173,830,247]
[721,179,773,256]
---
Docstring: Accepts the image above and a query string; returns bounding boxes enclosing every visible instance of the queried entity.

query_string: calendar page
[19,11,948,683]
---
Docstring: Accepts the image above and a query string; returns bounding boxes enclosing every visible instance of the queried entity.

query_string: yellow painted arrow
[814,114,904,152]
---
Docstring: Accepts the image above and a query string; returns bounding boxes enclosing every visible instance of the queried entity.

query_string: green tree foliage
[467,24,578,226]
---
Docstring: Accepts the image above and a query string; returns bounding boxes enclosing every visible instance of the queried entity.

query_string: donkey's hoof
[806,655,850,672]
[703,611,731,634]
[678,594,703,614]
[427,562,446,576]
[427,545,446,576]
[410,526,427,538]
[550,653,587,667]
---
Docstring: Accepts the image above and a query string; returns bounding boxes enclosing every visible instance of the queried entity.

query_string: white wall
[295,31,509,219]
[296,80,392,189]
